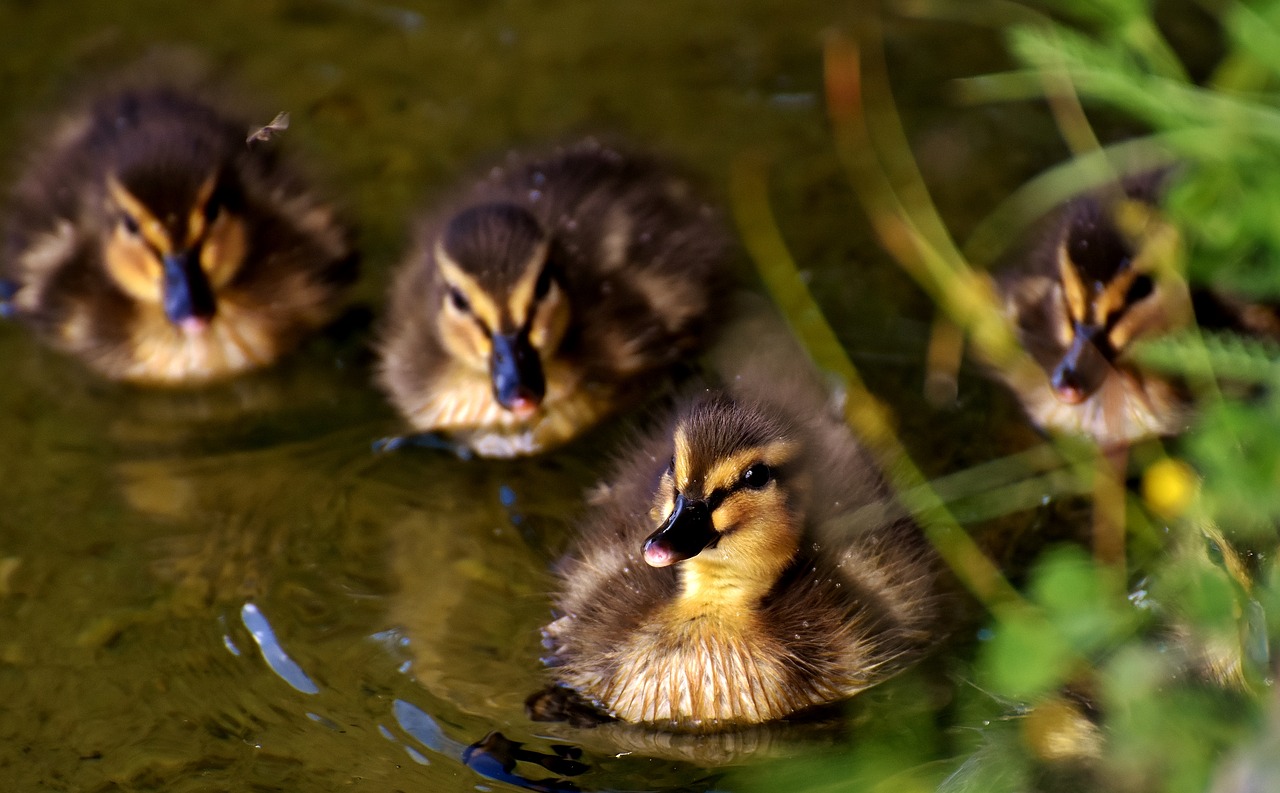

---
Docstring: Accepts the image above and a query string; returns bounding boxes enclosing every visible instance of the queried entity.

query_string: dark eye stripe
[534,265,554,300]
[706,489,726,512]
[448,286,471,313]
[1125,274,1154,305]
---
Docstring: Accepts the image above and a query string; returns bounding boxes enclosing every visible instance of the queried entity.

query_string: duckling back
[539,346,945,730]
[377,139,729,457]
[1,87,356,384]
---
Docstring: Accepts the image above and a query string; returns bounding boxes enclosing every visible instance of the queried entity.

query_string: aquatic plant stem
[821,32,1037,386]
[729,150,1024,616]
[1093,445,1128,575]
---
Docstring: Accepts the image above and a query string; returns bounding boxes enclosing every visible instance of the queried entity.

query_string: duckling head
[642,395,807,608]
[1043,196,1179,406]
[432,203,570,420]
[101,159,248,336]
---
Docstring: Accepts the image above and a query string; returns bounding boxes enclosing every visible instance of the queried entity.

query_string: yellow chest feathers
[575,559,835,728]
[589,609,837,729]
[404,362,613,456]
[59,300,284,384]
[1014,365,1186,443]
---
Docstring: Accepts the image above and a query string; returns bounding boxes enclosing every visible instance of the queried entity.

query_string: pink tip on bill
[179,316,211,336]
[508,394,539,420]
[643,541,678,568]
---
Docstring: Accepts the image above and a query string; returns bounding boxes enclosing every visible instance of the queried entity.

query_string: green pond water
[0,2,1068,790]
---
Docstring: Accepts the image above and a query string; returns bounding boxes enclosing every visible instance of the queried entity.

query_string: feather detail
[538,378,946,731]
[1,87,355,384]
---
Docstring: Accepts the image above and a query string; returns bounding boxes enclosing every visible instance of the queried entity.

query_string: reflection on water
[0,0,1058,790]
[240,603,321,694]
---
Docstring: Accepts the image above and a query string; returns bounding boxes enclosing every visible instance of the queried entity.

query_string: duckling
[0,87,356,384]
[995,177,1194,445]
[376,140,728,458]
[535,380,945,731]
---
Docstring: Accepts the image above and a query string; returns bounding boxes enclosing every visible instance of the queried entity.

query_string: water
[0,2,1059,790]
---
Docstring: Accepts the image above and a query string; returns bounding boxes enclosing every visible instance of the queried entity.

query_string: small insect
[246,111,290,146]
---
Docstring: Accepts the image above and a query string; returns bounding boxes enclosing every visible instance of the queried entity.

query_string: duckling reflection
[463,731,586,793]
[377,140,728,457]
[536,375,945,730]
[1,87,356,384]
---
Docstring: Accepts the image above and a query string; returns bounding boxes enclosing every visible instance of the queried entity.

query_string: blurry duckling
[996,177,1195,445]
[0,87,356,384]
[376,140,728,458]
[534,376,945,730]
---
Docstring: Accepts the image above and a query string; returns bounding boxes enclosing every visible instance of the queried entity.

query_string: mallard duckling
[0,87,356,384]
[535,384,944,731]
[376,140,728,457]
[996,178,1194,445]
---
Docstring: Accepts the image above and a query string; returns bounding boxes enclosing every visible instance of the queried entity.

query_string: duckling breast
[569,615,838,729]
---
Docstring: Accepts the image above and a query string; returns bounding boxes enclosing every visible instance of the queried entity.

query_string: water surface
[0,2,1062,789]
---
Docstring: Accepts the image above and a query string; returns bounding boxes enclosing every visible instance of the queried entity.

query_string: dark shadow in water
[464,731,588,792]
[371,430,475,458]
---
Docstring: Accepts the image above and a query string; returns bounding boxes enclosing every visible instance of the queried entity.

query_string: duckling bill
[536,389,945,730]
[377,140,728,458]
[1,88,356,384]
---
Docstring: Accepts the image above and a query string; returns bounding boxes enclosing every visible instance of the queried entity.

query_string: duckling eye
[740,463,773,490]
[1125,274,1154,305]
[120,212,141,237]
[448,286,471,314]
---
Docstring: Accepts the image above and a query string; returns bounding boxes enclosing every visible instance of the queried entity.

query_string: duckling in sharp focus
[536,384,945,731]
[996,177,1194,446]
[377,141,728,458]
[0,88,356,384]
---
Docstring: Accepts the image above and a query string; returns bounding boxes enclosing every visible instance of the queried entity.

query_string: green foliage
[985,2,1280,790]
[1010,4,1280,298]
[1137,330,1280,384]
[979,547,1137,698]
[1188,398,1280,533]
[730,2,1280,790]
[1166,162,1280,298]
[1100,644,1254,793]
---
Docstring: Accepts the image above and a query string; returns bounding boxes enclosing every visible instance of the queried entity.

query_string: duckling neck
[675,548,795,620]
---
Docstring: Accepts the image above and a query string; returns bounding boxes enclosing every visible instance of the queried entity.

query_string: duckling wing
[761,516,946,701]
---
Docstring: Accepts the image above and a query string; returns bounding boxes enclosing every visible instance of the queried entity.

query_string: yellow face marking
[505,239,551,328]
[202,212,248,289]
[702,443,794,495]
[436,243,502,331]
[672,427,693,491]
[106,176,170,254]
[1056,241,1089,325]
[1092,267,1142,326]
[434,244,500,372]
[671,437,798,498]
[530,286,569,345]
[103,173,246,310]
[103,177,168,304]
[183,173,218,248]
